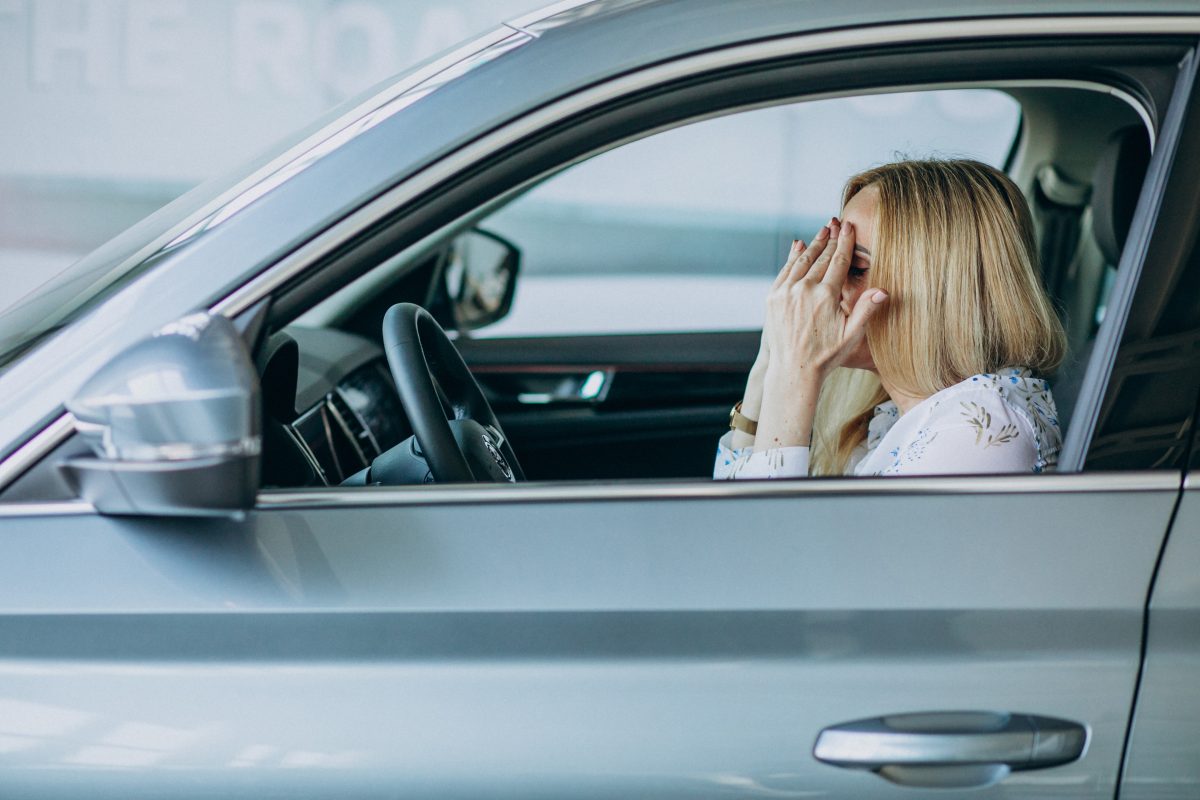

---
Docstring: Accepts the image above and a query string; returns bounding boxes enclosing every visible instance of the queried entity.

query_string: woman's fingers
[820,220,857,287]
[804,247,835,284]
[762,214,885,377]
[786,224,830,282]
[811,217,849,286]
[840,286,889,355]
[773,239,807,289]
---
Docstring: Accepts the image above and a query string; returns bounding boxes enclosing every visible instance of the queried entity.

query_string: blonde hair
[809,159,1066,476]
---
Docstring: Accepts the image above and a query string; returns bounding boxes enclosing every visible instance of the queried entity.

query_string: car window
[472,89,1021,338]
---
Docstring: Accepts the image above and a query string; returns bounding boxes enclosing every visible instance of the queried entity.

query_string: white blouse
[714,367,1061,478]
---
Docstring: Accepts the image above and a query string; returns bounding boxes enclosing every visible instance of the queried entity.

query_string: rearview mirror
[61,313,260,517]
[441,228,520,331]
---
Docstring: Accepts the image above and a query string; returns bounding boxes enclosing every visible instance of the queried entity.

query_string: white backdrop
[0,0,539,306]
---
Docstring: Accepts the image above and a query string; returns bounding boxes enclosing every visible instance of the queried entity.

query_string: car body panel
[0,1,1197,797]
[0,479,1178,797]
[1119,480,1200,799]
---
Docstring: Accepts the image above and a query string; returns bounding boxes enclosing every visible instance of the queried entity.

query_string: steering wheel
[381,303,524,483]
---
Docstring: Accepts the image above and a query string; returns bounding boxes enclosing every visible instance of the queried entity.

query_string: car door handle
[813,711,1088,789]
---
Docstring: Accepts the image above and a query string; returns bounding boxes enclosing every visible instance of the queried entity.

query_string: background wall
[0,0,538,305]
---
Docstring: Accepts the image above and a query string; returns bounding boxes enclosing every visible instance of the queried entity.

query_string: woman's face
[836,184,880,372]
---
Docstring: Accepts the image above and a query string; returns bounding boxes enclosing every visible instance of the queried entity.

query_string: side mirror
[441,228,520,331]
[61,313,260,517]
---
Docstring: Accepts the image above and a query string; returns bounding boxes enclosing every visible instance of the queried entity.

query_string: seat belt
[1033,163,1092,314]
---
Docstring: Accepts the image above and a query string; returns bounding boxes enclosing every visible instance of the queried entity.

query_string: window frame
[1,18,1195,501]
[257,38,1186,486]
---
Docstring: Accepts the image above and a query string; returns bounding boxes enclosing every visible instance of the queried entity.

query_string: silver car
[1,0,1198,797]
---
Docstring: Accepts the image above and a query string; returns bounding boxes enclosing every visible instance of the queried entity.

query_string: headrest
[1036,163,1090,208]
[1091,125,1151,265]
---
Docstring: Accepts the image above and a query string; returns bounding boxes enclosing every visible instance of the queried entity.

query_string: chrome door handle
[813,711,1087,789]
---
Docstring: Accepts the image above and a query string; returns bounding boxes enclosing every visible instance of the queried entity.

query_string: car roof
[527,0,1200,41]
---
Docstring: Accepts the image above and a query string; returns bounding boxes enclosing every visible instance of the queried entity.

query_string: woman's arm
[731,338,769,450]
[714,239,815,477]
[713,431,811,479]
[729,238,806,449]
[714,221,887,480]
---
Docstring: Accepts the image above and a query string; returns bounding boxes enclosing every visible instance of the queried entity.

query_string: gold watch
[729,401,758,435]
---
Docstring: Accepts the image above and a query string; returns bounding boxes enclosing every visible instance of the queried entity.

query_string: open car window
[273,82,1152,485]
[473,89,1021,338]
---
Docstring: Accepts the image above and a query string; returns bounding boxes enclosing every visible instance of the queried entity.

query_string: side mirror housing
[61,313,260,516]
[440,228,520,331]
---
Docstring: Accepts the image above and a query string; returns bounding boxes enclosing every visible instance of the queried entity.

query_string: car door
[203,33,1200,799]
[2,83,1194,800]
[2,15,1198,800]
[0,448,1178,798]
[1106,47,1200,799]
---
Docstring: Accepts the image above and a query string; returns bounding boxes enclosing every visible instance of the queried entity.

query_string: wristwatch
[729,401,758,435]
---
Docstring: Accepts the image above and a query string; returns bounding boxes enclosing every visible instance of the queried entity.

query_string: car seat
[1045,125,1152,432]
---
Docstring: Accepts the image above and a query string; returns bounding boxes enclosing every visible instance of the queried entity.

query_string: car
[1,0,1199,797]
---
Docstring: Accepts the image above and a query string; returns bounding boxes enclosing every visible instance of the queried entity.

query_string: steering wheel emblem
[482,435,514,481]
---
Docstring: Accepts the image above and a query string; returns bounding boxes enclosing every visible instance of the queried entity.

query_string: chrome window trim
[506,0,599,31]
[2,15,1196,494]
[0,473,1179,519]
[0,501,95,519]
[0,413,76,493]
[255,472,1182,511]
[503,22,541,39]
[1179,473,1200,491]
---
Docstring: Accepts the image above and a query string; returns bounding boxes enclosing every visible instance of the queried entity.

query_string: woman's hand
[765,219,885,377]
[754,219,888,449]
[732,238,811,448]
[755,237,814,363]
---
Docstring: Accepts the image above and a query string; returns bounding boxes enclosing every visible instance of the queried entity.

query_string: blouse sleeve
[713,431,810,479]
[878,393,1039,475]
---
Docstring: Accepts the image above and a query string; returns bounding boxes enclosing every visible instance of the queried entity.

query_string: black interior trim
[459,330,760,369]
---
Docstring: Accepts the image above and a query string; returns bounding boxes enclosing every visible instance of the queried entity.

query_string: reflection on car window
[474,89,1020,338]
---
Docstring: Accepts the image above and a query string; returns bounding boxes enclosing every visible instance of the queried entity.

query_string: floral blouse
[714,367,1061,479]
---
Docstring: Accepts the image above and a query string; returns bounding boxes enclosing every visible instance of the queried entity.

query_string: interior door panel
[458,331,759,480]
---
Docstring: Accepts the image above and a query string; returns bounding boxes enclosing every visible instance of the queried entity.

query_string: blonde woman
[716,159,1065,478]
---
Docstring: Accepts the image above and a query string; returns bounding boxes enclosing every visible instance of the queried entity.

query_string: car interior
[241,81,1151,490]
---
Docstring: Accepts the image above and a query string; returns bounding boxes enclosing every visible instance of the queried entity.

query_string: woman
[716,159,1065,478]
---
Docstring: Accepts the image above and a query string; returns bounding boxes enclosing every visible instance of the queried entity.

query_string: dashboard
[260,326,410,487]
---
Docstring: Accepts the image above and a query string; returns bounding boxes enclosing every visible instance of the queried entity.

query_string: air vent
[328,391,379,462]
